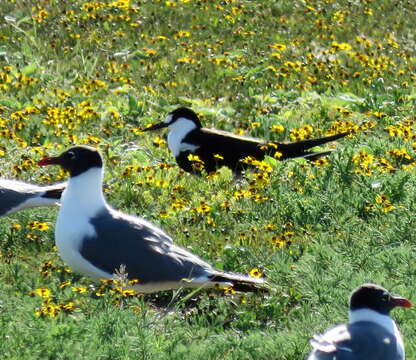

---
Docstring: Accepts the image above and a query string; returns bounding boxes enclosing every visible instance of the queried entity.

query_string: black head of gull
[349,283,411,315]
[142,106,348,176]
[307,283,411,360]
[38,145,265,293]
[0,178,65,217]
[38,145,103,178]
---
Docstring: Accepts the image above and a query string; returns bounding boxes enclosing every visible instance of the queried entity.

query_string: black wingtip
[210,274,267,293]
[42,184,66,199]
[230,282,269,293]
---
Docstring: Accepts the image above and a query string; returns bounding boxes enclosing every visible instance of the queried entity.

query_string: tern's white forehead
[164,114,173,124]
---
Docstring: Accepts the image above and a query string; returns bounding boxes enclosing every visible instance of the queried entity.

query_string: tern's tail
[276,132,348,160]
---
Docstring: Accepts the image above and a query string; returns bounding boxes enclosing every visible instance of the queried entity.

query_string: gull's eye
[381,293,389,302]
[67,151,76,160]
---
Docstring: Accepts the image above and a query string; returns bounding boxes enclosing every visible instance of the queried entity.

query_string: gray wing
[0,179,64,216]
[80,209,214,284]
[307,322,399,360]
[0,179,38,216]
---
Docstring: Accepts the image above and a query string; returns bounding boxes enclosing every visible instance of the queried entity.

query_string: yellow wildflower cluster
[365,195,397,213]
[121,163,172,188]
[39,260,72,277]
[290,125,314,141]
[187,154,205,172]
[94,278,139,305]
[27,221,50,231]
[385,119,416,141]
[193,201,211,214]
[234,187,269,203]
[352,150,395,176]
[29,288,76,318]
[329,120,375,135]
[272,231,295,248]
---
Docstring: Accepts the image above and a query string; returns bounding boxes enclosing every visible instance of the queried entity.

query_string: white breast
[167,117,199,157]
[55,168,111,280]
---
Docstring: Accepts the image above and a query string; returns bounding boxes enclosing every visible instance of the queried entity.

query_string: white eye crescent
[164,114,173,124]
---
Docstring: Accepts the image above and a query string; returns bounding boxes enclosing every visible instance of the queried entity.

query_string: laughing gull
[0,178,65,217]
[307,283,411,360]
[143,107,348,175]
[38,145,265,293]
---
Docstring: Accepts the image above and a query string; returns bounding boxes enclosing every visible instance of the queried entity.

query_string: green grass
[0,0,416,359]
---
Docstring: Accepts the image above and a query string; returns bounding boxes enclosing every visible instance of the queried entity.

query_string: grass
[0,0,416,359]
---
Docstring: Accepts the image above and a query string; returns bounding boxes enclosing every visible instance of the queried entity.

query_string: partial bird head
[349,283,411,315]
[143,107,202,132]
[38,145,103,177]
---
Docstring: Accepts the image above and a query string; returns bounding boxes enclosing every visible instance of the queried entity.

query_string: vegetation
[0,0,415,359]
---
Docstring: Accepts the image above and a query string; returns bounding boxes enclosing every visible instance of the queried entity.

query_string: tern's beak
[142,122,168,132]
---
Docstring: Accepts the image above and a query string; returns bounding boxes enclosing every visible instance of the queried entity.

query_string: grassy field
[0,0,415,359]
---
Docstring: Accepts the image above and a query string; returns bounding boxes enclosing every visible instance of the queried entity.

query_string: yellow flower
[273,151,283,159]
[72,286,88,293]
[159,211,170,218]
[10,223,21,231]
[313,158,329,166]
[331,41,352,51]
[177,57,197,64]
[36,222,50,231]
[187,154,203,163]
[31,288,52,298]
[144,48,157,56]
[271,124,284,133]
[153,136,166,147]
[220,201,231,210]
[59,281,72,289]
[26,233,38,241]
[62,302,76,311]
[249,268,263,278]
[269,43,287,51]
[122,289,137,297]
[364,8,373,16]
[223,286,236,295]
[375,194,388,204]
[195,202,211,214]
[174,30,191,39]
[240,156,256,165]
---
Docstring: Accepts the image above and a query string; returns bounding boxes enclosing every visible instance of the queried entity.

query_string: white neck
[349,308,404,357]
[167,117,198,157]
[60,167,107,218]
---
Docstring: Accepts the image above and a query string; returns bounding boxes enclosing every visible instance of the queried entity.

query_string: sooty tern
[143,107,348,175]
